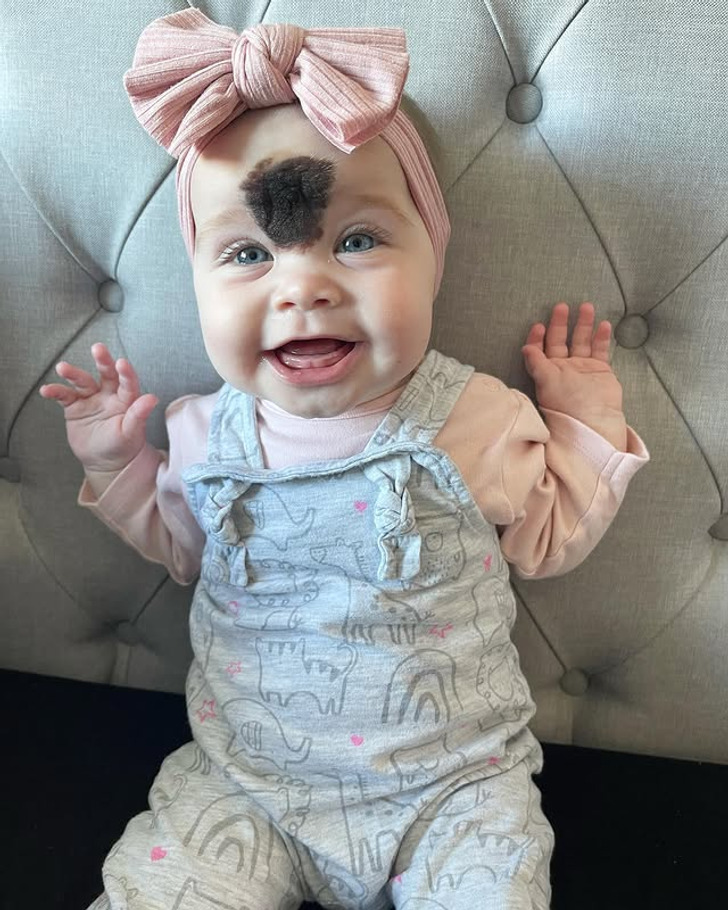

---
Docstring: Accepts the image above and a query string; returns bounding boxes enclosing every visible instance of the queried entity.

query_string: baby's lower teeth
[277,343,351,369]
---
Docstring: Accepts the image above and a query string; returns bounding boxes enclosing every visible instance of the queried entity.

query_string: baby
[41,11,649,910]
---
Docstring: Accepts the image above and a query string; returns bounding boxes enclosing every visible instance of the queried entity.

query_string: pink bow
[124,9,410,157]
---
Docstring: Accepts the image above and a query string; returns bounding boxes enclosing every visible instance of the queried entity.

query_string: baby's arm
[40,345,204,584]
[436,303,649,578]
[503,302,648,576]
[495,394,648,577]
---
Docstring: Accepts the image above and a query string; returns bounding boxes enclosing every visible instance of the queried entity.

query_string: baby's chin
[262,390,365,419]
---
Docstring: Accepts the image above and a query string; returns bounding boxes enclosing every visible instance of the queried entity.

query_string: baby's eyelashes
[219,243,273,266]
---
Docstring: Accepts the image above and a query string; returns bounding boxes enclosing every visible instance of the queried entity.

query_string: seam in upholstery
[125,575,175,668]
[6,307,102,457]
[590,542,719,678]
[443,119,507,195]
[16,504,119,690]
[0,149,103,283]
[19,487,176,685]
[531,0,592,83]
[115,164,176,276]
[481,0,516,84]
[646,232,728,316]
[16,502,80,608]
[510,583,567,674]
[640,347,724,514]
[534,126,628,318]
[186,1,273,19]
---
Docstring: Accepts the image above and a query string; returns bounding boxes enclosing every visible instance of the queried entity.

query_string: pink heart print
[354,501,368,512]
[483,554,493,571]
[350,734,365,746]
[150,846,167,862]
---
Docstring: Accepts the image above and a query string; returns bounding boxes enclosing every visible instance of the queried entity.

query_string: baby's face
[190,105,437,417]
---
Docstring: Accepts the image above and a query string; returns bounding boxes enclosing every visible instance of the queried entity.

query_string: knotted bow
[124,9,410,158]
[198,477,252,587]
[364,460,422,582]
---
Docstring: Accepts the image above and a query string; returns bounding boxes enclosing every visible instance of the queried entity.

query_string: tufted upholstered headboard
[2,1,727,765]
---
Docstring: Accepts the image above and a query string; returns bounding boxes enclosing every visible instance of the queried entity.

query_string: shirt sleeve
[434,373,650,579]
[77,392,218,585]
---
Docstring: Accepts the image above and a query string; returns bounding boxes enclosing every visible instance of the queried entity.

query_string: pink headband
[124,10,450,290]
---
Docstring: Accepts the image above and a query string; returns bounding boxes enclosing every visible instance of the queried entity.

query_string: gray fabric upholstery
[2,1,726,764]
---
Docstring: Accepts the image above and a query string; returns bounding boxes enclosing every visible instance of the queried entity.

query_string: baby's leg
[87,742,304,910]
[391,761,554,909]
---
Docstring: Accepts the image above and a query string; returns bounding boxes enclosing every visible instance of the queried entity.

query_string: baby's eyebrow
[342,192,415,226]
[195,207,251,246]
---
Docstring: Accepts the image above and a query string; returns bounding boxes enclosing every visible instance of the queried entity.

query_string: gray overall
[91,350,554,910]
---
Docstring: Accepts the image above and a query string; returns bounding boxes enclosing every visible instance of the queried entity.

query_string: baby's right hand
[40,343,158,475]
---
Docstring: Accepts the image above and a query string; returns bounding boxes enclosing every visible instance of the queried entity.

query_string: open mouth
[263,338,359,386]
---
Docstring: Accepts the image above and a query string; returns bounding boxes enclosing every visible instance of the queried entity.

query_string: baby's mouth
[273,338,355,370]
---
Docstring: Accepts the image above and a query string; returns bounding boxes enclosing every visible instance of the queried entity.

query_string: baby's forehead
[191,107,414,239]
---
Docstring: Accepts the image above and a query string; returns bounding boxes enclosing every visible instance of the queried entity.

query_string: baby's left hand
[521,303,625,431]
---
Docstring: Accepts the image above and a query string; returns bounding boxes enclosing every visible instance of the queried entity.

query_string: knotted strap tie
[199,477,252,587]
[364,460,422,582]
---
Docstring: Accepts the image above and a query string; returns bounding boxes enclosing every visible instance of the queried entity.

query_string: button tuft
[506,83,543,124]
[560,668,590,697]
[98,280,124,313]
[709,514,728,541]
[615,315,649,349]
[116,621,142,646]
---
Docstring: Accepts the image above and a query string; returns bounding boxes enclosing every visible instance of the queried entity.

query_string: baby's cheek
[199,317,250,377]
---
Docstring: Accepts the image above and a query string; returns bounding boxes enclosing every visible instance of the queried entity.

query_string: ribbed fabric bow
[124,9,409,158]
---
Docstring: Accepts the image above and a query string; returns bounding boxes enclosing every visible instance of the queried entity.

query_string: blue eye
[233,246,272,266]
[338,232,377,254]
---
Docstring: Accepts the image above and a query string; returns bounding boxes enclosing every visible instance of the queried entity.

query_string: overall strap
[206,383,264,468]
[364,349,474,453]
[359,350,474,583]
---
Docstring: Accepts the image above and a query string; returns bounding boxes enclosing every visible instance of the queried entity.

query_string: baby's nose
[271,261,342,311]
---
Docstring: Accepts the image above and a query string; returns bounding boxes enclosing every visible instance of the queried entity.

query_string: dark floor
[2,668,726,910]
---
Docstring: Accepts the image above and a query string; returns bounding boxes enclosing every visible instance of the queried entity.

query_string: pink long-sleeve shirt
[79,372,649,585]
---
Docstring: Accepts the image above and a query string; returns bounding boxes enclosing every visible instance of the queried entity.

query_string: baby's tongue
[276,338,350,369]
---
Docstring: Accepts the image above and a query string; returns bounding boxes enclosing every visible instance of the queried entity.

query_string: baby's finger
[39,383,82,408]
[521,343,548,380]
[570,303,596,358]
[544,303,570,359]
[115,358,141,406]
[54,361,99,395]
[121,393,158,435]
[91,343,121,393]
[524,323,546,350]
[591,320,613,362]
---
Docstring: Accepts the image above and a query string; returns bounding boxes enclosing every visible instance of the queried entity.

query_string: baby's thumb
[521,344,544,379]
